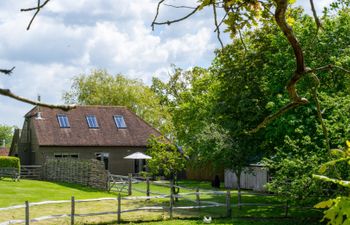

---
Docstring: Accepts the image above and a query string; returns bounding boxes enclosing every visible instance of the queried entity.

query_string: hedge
[0,156,20,172]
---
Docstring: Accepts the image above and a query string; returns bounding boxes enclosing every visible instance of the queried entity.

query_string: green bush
[0,156,20,172]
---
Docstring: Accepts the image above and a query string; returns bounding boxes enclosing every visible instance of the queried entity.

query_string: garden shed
[224,164,268,192]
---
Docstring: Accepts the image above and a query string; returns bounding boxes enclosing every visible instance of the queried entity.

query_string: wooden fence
[0,175,301,225]
[0,189,231,225]
[20,165,42,179]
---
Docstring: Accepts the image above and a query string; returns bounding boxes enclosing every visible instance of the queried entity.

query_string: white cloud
[0,0,219,127]
[0,0,336,127]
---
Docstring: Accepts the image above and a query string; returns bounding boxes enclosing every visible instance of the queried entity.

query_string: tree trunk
[236,171,242,210]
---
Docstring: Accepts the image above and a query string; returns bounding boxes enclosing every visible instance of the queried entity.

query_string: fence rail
[0,188,232,225]
[20,165,42,179]
[0,174,304,225]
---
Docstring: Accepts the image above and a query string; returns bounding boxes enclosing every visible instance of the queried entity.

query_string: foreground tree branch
[212,1,224,48]
[275,0,307,99]
[249,0,350,134]
[0,88,75,110]
[248,101,304,134]
[21,0,51,30]
[0,67,15,75]
[151,1,200,29]
[310,0,323,32]
[247,0,309,134]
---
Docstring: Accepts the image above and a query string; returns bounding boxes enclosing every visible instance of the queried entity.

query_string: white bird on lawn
[203,216,212,224]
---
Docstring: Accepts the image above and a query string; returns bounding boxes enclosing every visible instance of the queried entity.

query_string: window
[86,115,99,128]
[57,114,70,128]
[114,115,127,128]
[54,153,79,159]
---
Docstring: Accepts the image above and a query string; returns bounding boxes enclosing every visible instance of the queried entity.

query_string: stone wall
[42,158,108,190]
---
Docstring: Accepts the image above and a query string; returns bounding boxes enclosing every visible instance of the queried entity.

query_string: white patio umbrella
[124,152,152,174]
[123,152,152,159]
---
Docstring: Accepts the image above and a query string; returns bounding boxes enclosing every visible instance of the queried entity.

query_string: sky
[0,0,334,127]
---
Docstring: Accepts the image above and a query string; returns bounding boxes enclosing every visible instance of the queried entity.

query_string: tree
[151,7,350,204]
[151,0,350,136]
[152,63,265,204]
[195,124,260,205]
[0,125,14,148]
[146,135,187,187]
[63,69,173,135]
[151,66,214,145]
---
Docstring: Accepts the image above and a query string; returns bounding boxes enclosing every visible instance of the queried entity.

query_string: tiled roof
[0,147,9,156]
[25,106,161,147]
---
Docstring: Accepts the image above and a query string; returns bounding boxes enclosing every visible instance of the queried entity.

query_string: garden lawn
[0,179,323,225]
[0,178,119,207]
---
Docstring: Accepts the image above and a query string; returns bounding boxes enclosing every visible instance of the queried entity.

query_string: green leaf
[314,199,334,209]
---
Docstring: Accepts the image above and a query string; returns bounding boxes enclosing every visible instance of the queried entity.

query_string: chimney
[35,94,43,120]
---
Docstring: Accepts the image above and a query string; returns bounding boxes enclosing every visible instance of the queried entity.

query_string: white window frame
[86,115,99,128]
[57,114,70,128]
[113,115,127,128]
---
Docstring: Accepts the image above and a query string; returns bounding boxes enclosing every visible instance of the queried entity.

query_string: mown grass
[0,178,323,225]
[0,179,119,207]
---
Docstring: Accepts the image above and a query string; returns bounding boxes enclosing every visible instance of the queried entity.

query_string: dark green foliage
[0,156,20,172]
[152,4,350,206]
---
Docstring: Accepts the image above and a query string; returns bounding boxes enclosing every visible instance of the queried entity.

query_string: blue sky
[0,0,334,127]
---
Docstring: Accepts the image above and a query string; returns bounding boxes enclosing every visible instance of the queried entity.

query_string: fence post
[117,193,121,224]
[71,196,75,225]
[25,201,29,225]
[226,190,231,218]
[196,187,200,215]
[146,177,150,199]
[196,187,200,205]
[169,180,174,220]
[107,172,110,191]
[128,173,132,196]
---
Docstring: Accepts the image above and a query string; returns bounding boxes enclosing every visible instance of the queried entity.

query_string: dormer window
[57,114,70,128]
[114,115,127,128]
[86,115,99,128]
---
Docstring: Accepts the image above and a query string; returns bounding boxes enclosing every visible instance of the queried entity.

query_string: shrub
[0,156,20,172]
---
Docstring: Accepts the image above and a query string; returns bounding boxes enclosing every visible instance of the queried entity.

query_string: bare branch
[308,64,350,74]
[309,74,330,152]
[0,67,15,75]
[309,0,323,32]
[0,88,75,110]
[21,0,51,30]
[214,11,228,32]
[151,0,165,31]
[238,29,247,52]
[212,2,224,49]
[163,4,197,10]
[248,100,307,134]
[152,2,200,29]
